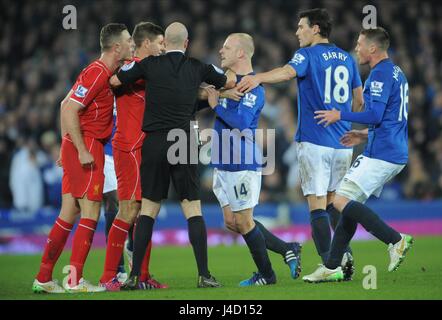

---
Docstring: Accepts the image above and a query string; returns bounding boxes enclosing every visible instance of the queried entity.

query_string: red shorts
[114,147,142,201]
[61,136,105,201]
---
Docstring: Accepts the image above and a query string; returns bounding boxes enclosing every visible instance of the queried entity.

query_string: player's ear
[184,39,189,49]
[143,38,151,49]
[312,24,320,35]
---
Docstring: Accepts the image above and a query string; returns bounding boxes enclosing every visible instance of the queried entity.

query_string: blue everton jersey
[104,104,117,156]
[363,59,409,164]
[211,74,265,171]
[288,43,362,149]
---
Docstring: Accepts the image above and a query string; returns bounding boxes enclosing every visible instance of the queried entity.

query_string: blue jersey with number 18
[363,59,409,164]
[288,43,362,149]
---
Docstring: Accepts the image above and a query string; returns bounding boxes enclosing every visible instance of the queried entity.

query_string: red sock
[69,218,97,286]
[36,217,73,283]
[140,241,152,282]
[100,219,131,283]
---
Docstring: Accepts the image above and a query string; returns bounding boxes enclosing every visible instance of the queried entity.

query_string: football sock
[36,217,73,283]
[140,241,152,282]
[254,219,290,256]
[343,201,401,245]
[100,218,131,283]
[242,225,274,279]
[187,216,210,278]
[326,211,358,269]
[69,218,97,285]
[104,211,125,272]
[327,203,353,255]
[310,209,331,263]
[130,215,155,277]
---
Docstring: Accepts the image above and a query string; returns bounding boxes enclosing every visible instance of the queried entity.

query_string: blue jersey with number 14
[288,43,362,149]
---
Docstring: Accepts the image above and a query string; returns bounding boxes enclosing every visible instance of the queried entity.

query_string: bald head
[228,33,255,59]
[165,22,188,49]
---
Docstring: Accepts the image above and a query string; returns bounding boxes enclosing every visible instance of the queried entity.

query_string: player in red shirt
[99,22,168,291]
[32,23,133,294]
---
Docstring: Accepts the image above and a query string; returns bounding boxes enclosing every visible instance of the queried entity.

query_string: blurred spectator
[9,137,46,212]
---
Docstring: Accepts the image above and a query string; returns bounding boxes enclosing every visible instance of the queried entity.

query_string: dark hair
[100,23,128,52]
[299,8,332,39]
[360,27,390,51]
[133,22,164,48]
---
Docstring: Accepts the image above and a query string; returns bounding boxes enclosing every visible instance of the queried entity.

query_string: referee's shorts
[140,130,200,202]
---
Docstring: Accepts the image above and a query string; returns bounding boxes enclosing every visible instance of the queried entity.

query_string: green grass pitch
[1,236,441,300]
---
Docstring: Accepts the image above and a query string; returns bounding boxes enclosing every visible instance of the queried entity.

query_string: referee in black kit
[109,22,236,289]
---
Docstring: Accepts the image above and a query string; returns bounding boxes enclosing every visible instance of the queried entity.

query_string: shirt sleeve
[69,66,107,107]
[117,60,146,85]
[213,87,264,131]
[369,69,392,104]
[287,48,309,77]
[341,100,386,125]
[201,64,227,89]
[351,57,362,89]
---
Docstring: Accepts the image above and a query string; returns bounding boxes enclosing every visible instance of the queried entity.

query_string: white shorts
[212,168,261,212]
[296,141,352,197]
[337,155,405,203]
[103,154,117,194]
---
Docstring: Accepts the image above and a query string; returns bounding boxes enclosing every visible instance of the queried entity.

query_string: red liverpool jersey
[68,60,114,141]
[113,57,146,152]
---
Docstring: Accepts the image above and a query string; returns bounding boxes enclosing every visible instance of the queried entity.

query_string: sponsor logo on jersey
[74,85,88,98]
[370,81,384,96]
[290,53,306,65]
[243,93,257,108]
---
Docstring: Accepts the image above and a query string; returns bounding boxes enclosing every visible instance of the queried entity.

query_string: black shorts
[140,130,200,202]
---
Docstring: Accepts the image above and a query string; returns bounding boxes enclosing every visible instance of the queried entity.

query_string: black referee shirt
[117,51,227,132]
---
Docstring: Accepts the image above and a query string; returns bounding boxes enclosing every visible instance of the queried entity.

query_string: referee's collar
[166,50,185,54]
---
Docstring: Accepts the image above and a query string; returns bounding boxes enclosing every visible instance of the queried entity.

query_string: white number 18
[324,65,350,104]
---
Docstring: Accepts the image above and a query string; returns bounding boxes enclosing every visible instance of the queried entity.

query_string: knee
[117,201,140,224]
[235,218,254,235]
[333,196,349,213]
[224,218,237,233]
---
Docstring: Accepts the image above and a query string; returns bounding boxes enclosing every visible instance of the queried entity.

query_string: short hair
[360,27,390,51]
[229,33,255,58]
[100,23,128,52]
[299,8,332,39]
[133,22,164,48]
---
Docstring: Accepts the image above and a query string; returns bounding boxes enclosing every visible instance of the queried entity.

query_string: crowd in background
[1,0,441,211]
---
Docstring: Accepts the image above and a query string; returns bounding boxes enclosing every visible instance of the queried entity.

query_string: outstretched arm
[237,65,296,93]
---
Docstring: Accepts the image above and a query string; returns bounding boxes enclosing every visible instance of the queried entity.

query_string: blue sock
[326,210,358,269]
[254,219,290,256]
[343,201,401,245]
[327,204,352,255]
[242,225,274,279]
[310,209,331,263]
[127,225,134,252]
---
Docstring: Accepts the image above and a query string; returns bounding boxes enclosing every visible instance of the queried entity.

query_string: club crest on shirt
[243,93,257,108]
[121,61,135,71]
[74,85,89,98]
[290,53,306,65]
[370,81,384,96]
